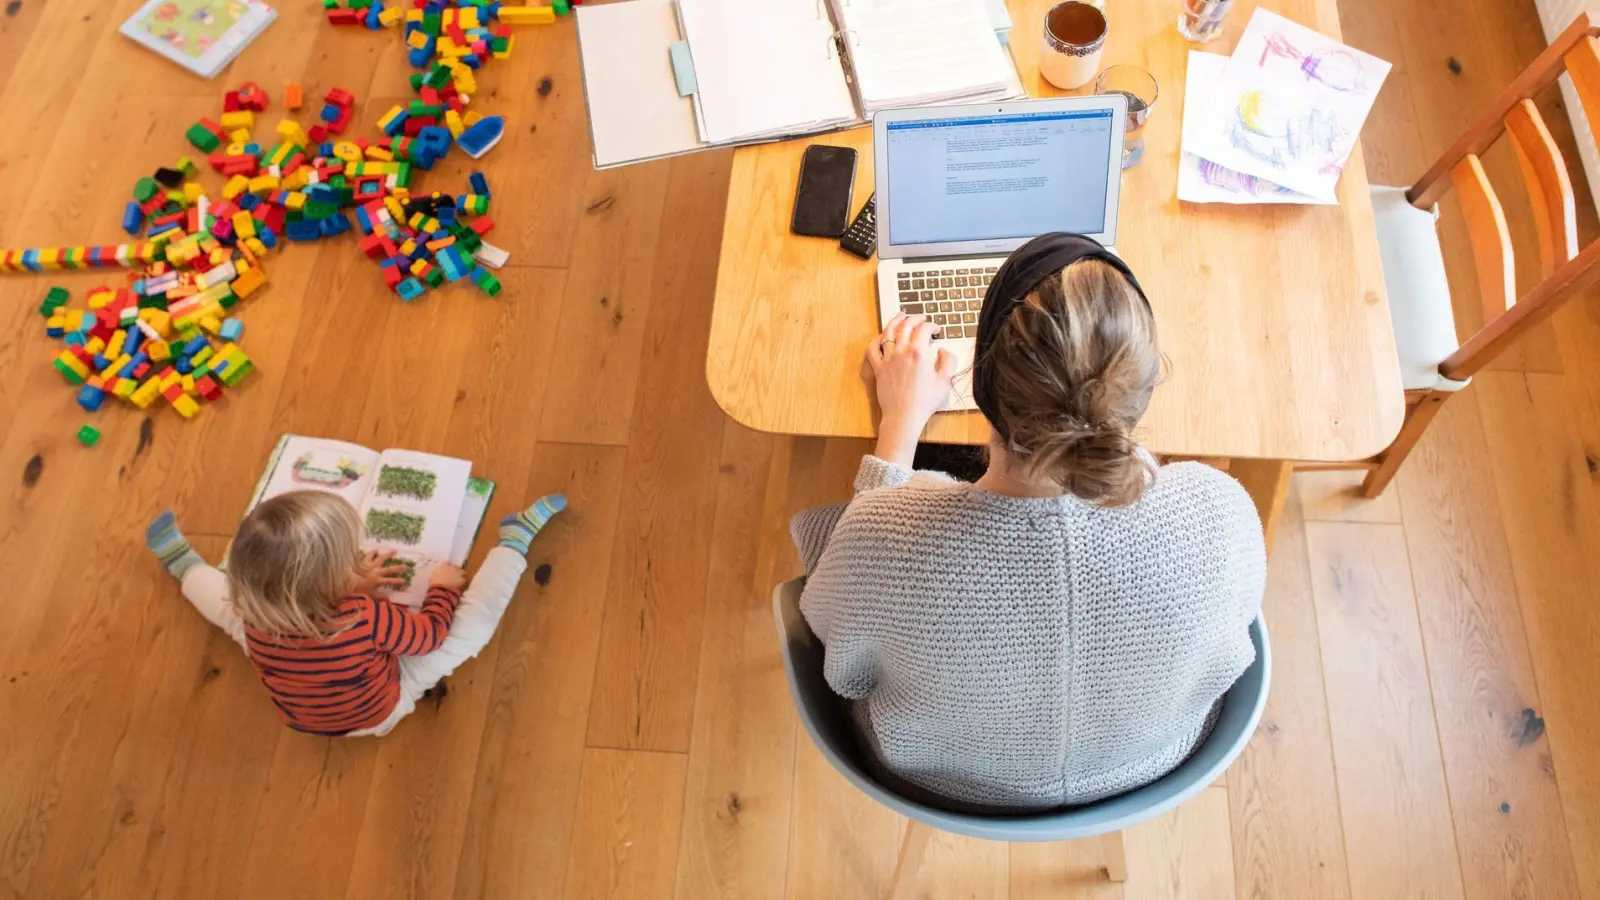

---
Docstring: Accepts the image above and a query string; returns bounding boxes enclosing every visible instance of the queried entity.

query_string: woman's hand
[350,550,409,596]
[865,313,957,467]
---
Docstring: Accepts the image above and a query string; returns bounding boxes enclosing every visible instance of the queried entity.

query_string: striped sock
[498,493,567,555]
[146,510,205,580]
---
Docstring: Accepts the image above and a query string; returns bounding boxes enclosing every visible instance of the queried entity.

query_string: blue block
[175,357,192,374]
[46,322,65,337]
[286,220,322,242]
[437,205,457,225]
[237,193,261,211]
[469,172,489,196]
[396,277,426,302]
[219,318,243,341]
[148,221,178,237]
[457,116,504,159]
[365,2,383,28]
[76,384,105,412]
[65,332,85,347]
[244,141,262,156]
[184,335,209,356]
[22,249,40,271]
[122,201,145,235]
[257,226,277,249]
[319,141,336,158]
[408,46,432,68]
[355,206,374,234]
[320,103,342,124]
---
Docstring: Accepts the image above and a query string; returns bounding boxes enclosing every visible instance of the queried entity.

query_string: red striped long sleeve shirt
[243,586,462,735]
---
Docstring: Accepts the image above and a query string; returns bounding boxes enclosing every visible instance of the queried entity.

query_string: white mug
[1040,1,1108,91]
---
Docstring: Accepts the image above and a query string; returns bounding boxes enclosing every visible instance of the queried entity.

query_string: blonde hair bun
[984,259,1160,507]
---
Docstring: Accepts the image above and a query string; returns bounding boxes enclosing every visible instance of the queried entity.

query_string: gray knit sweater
[791,455,1265,810]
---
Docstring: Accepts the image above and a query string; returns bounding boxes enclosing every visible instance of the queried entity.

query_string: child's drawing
[291,451,366,488]
[1198,159,1298,197]
[1255,32,1371,93]
[366,508,427,545]
[376,465,438,501]
[1228,91,1346,174]
[1182,11,1390,201]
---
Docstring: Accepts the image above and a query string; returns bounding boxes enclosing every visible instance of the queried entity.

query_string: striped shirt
[243,587,463,735]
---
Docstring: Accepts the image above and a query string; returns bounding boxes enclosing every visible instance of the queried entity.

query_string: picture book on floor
[241,435,496,607]
[120,0,278,79]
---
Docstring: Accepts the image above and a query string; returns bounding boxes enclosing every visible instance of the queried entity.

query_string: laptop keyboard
[890,261,999,339]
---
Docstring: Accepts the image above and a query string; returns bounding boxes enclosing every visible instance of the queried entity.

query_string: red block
[470,216,494,237]
[327,8,361,24]
[308,124,329,144]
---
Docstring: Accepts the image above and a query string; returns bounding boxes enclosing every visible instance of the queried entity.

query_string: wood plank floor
[2,0,1599,897]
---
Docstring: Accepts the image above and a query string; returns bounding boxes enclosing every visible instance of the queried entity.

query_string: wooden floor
[3,0,1599,896]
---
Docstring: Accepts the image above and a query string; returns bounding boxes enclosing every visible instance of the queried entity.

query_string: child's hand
[430,564,467,591]
[350,550,409,596]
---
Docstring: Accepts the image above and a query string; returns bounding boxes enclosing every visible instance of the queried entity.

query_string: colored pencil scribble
[1257,32,1369,92]
[1196,159,1297,197]
[1229,90,1345,171]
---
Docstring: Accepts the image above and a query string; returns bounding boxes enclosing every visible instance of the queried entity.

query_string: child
[145,489,566,737]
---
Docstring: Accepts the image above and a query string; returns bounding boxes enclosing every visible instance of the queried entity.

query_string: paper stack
[1178,9,1391,205]
[836,0,1020,116]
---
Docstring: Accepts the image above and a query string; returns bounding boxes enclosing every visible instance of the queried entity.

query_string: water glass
[1178,0,1235,43]
[1095,66,1159,168]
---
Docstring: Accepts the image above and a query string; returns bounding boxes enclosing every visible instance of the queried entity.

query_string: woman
[792,233,1266,811]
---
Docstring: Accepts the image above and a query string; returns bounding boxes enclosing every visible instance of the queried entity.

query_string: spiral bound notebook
[575,0,1021,168]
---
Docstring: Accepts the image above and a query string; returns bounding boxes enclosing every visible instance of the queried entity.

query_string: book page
[360,450,472,608]
[838,0,1012,108]
[254,436,381,512]
[448,477,497,565]
[119,0,277,79]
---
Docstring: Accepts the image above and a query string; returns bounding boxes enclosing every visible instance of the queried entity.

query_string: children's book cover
[120,0,277,79]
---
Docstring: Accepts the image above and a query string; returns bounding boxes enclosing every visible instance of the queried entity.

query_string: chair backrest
[1406,13,1600,383]
[771,577,1271,843]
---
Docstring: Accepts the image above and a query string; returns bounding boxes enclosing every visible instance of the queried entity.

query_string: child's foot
[146,510,206,580]
[498,494,567,555]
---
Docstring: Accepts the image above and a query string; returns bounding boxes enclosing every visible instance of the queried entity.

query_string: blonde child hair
[227,490,364,638]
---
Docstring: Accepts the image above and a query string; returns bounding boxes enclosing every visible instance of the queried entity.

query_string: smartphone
[791,145,858,238]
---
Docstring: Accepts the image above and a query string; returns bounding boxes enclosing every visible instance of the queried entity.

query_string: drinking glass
[1095,65,1159,168]
[1178,0,1235,43]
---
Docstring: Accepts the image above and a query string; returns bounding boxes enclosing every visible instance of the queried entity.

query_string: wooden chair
[772,577,1271,897]
[1359,12,1600,497]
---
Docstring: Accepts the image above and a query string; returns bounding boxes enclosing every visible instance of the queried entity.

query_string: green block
[422,65,451,88]
[422,11,441,34]
[217,289,240,309]
[490,36,510,53]
[185,123,220,152]
[133,177,160,202]
[472,269,501,297]
[421,266,444,288]
[553,0,569,14]
[53,359,85,385]
[303,201,336,219]
[219,359,253,387]
[350,0,373,7]
[409,73,426,92]
[322,0,339,8]
[175,156,197,175]
[394,163,412,188]
[75,424,101,447]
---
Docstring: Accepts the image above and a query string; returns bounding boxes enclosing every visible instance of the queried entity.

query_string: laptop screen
[882,109,1116,247]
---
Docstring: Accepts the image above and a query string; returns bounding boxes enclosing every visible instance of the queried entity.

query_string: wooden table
[706,0,1405,540]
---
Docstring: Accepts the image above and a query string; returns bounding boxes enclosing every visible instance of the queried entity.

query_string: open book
[241,435,496,608]
[575,0,1022,168]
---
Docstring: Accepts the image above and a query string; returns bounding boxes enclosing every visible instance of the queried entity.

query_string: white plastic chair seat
[1369,185,1470,392]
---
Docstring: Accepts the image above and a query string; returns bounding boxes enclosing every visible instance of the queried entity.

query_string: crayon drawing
[1183,11,1389,201]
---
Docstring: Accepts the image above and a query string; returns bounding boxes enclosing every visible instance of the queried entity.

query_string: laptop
[872,95,1128,410]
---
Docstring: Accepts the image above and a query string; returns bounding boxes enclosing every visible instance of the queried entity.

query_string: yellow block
[220,110,254,130]
[498,5,554,24]
[222,174,250,200]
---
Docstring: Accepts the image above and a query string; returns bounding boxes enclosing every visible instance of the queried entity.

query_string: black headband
[971,232,1150,435]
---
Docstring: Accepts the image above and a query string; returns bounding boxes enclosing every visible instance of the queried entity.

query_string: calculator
[839,193,876,259]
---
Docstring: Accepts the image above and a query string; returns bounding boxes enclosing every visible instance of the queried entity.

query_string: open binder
[575,0,1024,169]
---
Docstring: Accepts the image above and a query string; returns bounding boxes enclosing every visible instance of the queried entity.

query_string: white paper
[675,0,857,144]
[1184,9,1389,200]
[357,449,472,608]
[837,0,1018,113]
[1178,53,1335,205]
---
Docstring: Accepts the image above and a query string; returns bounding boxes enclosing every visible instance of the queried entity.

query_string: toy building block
[75,424,101,447]
[497,5,554,24]
[219,318,243,341]
[457,116,505,158]
[284,82,303,110]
